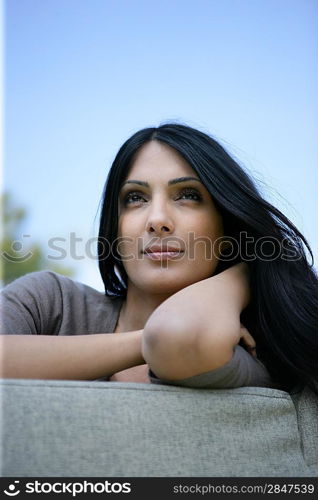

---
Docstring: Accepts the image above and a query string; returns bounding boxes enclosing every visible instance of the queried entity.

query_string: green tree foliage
[1,192,75,286]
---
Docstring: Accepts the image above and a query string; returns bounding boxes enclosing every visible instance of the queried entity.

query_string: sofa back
[1,379,317,477]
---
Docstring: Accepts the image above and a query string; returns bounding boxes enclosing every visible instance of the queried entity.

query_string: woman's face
[117,140,224,296]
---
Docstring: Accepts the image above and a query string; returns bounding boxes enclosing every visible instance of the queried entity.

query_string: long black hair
[98,123,318,393]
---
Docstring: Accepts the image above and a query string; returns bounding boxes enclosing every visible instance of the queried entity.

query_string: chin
[126,263,216,295]
[136,274,202,296]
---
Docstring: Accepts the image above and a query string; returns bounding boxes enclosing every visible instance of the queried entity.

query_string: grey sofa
[1,378,317,477]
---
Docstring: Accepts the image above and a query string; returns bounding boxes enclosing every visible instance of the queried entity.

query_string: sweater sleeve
[149,344,276,389]
[0,271,64,335]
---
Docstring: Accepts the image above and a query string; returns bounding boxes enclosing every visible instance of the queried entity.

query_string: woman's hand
[142,262,252,380]
[239,323,257,358]
[109,364,150,383]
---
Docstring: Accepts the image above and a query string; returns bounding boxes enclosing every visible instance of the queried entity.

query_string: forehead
[127,141,197,181]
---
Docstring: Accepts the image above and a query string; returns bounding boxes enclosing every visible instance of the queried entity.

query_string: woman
[1,123,317,393]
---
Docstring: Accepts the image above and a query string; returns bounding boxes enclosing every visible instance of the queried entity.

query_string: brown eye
[177,188,202,201]
[124,192,147,204]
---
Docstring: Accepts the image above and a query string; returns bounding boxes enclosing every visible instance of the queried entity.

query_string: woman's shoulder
[3,270,92,295]
[2,270,79,301]
[2,270,122,307]
[1,270,123,335]
[1,270,62,298]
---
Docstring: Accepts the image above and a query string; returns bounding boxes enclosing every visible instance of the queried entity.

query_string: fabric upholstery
[1,379,317,477]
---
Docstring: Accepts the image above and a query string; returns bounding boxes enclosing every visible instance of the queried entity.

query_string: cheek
[117,215,142,261]
[187,212,223,238]
[118,213,142,237]
[185,214,223,260]
[117,212,127,236]
[117,215,133,240]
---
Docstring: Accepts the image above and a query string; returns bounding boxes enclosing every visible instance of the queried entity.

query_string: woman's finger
[240,325,257,357]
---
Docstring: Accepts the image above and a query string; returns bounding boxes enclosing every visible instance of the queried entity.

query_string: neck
[117,282,172,332]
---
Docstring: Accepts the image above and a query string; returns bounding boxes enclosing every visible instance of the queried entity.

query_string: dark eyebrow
[168,176,202,186]
[120,176,202,189]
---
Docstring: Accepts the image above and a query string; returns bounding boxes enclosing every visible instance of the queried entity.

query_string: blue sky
[4,0,318,291]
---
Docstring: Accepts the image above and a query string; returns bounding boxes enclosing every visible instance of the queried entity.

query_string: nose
[146,198,174,235]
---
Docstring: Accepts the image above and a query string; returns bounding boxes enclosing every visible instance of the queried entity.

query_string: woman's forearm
[0,331,144,380]
[146,262,250,336]
[142,262,250,380]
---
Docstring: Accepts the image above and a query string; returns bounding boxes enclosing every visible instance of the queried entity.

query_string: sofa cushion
[290,384,318,468]
[1,379,317,477]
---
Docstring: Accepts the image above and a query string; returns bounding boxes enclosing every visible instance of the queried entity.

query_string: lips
[143,245,184,254]
[142,244,184,261]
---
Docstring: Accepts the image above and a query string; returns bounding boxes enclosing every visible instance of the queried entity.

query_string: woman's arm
[142,262,252,380]
[0,330,144,380]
